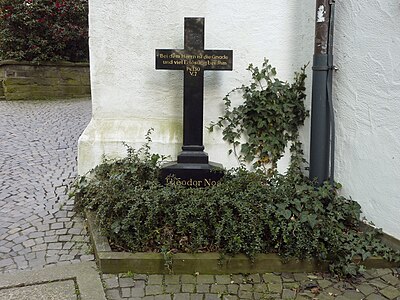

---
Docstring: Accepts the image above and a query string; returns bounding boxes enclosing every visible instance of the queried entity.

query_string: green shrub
[70,139,400,277]
[0,0,88,62]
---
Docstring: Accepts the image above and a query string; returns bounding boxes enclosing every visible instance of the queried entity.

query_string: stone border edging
[86,211,400,274]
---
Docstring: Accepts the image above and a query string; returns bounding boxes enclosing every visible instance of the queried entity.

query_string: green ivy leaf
[307,215,318,229]
[362,251,371,261]
[282,209,292,220]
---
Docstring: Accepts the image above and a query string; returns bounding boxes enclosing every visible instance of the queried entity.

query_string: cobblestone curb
[102,269,400,300]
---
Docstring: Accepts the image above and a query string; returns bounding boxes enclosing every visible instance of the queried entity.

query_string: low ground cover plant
[70,61,400,276]
[71,135,400,276]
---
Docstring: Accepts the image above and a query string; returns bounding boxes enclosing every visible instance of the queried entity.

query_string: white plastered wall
[79,0,400,240]
[334,0,400,239]
[79,1,314,173]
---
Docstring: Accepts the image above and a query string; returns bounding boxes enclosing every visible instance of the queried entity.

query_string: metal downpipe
[309,0,336,186]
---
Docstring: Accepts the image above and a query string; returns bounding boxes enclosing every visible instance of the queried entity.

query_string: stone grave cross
[155,17,233,187]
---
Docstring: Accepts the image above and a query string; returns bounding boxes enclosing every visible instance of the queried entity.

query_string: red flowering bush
[0,0,88,62]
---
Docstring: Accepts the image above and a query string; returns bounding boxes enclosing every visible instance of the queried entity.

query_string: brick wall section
[0,60,90,100]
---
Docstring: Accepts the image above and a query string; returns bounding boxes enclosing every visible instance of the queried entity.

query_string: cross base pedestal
[160,161,224,188]
[177,150,208,164]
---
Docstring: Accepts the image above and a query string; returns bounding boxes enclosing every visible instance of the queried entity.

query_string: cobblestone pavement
[103,269,400,300]
[1,98,399,299]
[0,98,94,273]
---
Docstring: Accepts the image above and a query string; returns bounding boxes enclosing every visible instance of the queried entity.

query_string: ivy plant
[209,59,309,171]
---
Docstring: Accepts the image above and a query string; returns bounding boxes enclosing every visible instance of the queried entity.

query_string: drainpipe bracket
[312,65,338,71]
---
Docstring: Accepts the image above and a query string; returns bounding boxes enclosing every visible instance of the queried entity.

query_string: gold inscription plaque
[157,50,231,77]
[165,177,220,187]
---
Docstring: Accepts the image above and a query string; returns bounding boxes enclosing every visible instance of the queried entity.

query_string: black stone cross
[156,17,233,187]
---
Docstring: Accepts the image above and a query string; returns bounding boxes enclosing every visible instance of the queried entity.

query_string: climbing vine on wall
[209,59,309,171]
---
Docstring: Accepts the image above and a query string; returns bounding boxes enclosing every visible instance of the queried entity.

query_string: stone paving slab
[0,261,106,300]
[0,279,77,300]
